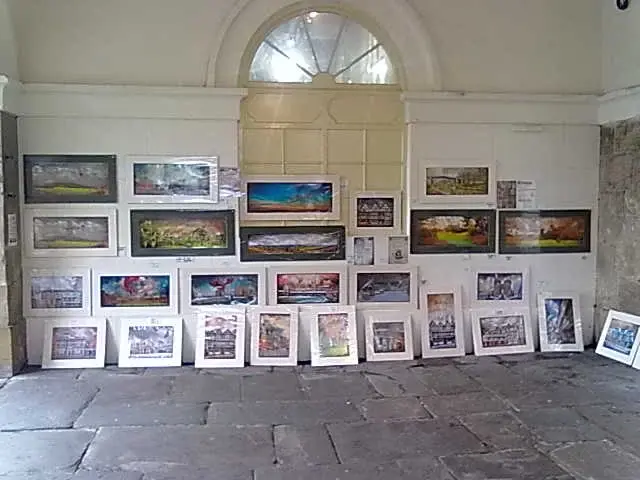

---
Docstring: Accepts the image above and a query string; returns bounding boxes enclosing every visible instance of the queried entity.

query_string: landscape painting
[247,182,333,214]
[276,272,340,304]
[133,163,213,197]
[318,313,351,358]
[372,322,406,354]
[603,318,639,356]
[128,325,175,358]
[33,216,110,250]
[191,274,259,306]
[356,272,412,304]
[31,275,84,310]
[476,272,524,301]
[258,313,291,358]
[51,327,98,361]
[100,275,171,308]
[479,315,527,348]
[425,167,489,196]
[427,293,457,350]
[203,313,239,360]
[543,298,577,345]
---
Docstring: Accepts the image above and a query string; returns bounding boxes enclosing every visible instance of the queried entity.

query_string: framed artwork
[130,209,235,257]
[308,306,358,366]
[23,207,118,257]
[179,267,265,314]
[41,318,106,369]
[473,268,529,306]
[537,292,584,352]
[350,191,402,235]
[410,209,496,255]
[419,161,495,204]
[388,236,408,264]
[498,210,591,254]
[195,307,246,368]
[239,226,346,262]
[353,236,375,266]
[596,309,640,365]
[350,266,418,308]
[422,285,465,358]
[93,270,178,317]
[118,316,183,368]
[23,154,117,204]
[364,310,414,362]
[241,175,341,221]
[249,306,299,366]
[124,155,219,203]
[23,268,91,317]
[471,307,534,356]
[268,265,347,306]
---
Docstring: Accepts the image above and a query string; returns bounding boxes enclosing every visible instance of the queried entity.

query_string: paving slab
[394,457,459,479]
[241,373,306,401]
[499,381,605,410]
[274,425,338,467]
[135,466,251,480]
[141,366,199,376]
[89,376,172,404]
[421,391,509,417]
[255,463,422,480]
[515,407,611,444]
[168,374,241,403]
[358,397,431,421]
[72,471,144,480]
[458,412,535,450]
[577,405,640,454]
[75,400,207,427]
[363,372,405,396]
[410,366,484,395]
[300,372,377,400]
[551,440,640,480]
[363,369,434,396]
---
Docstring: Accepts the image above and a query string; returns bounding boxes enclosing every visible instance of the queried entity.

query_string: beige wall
[602,1,640,93]
[0,0,18,79]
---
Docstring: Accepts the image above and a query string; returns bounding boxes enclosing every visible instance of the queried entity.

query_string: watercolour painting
[474,270,528,304]
[118,317,183,367]
[537,293,584,352]
[471,308,534,356]
[351,191,402,235]
[351,267,418,307]
[596,310,640,365]
[250,307,299,366]
[195,308,246,368]
[308,306,358,366]
[364,310,413,362]
[24,268,91,317]
[274,272,342,305]
[422,286,465,358]
[41,318,106,369]
[425,167,489,196]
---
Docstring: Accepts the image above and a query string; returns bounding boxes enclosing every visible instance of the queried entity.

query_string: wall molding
[0,75,21,114]
[598,86,640,124]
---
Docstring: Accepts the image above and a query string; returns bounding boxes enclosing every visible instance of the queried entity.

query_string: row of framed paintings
[596,309,640,370]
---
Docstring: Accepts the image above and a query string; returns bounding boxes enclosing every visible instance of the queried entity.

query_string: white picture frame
[596,309,640,366]
[41,317,106,369]
[422,285,466,358]
[23,207,118,258]
[306,305,358,366]
[23,268,91,317]
[471,307,534,356]
[268,265,348,306]
[194,307,246,368]
[249,306,299,366]
[419,159,496,205]
[537,292,585,352]
[350,191,402,235]
[473,267,530,307]
[118,316,183,368]
[241,175,341,221]
[364,310,414,362]
[350,265,418,308]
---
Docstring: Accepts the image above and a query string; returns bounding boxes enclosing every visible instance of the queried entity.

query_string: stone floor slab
[551,440,640,480]
[255,463,426,480]
[241,373,306,401]
[363,372,405,396]
[300,373,377,400]
[274,425,338,467]
[72,471,144,480]
[89,376,172,404]
[515,407,611,444]
[75,400,207,428]
[363,370,434,396]
[422,391,509,417]
[168,374,241,403]
[577,405,640,455]
[500,381,605,410]
[411,366,484,395]
[134,466,251,480]
[458,412,535,450]
[358,397,431,421]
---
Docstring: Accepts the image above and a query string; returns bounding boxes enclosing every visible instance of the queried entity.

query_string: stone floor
[2,351,640,479]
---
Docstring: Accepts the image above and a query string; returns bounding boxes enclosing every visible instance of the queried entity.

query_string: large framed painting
[350,191,402,235]
[249,306,299,366]
[498,210,591,254]
[350,265,418,308]
[363,310,414,362]
[130,209,235,257]
[41,317,107,369]
[307,305,358,366]
[268,265,348,306]
[241,175,341,221]
[596,309,640,365]
[23,154,117,204]
[537,292,584,352]
[24,207,118,258]
[410,209,496,254]
[471,307,534,356]
[195,307,246,368]
[422,285,465,358]
[473,268,529,307]
[123,155,219,203]
[419,160,495,204]
[118,316,183,368]
[239,226,346,262]
[23,268,91,317]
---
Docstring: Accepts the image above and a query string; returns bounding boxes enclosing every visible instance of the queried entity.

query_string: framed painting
[473,268,529,306]
[130,209,235,257]
[419,160,495,204]
[23,268,91,317]
[410,209,496,255]
[195,307,246,368]
[353,236,375,266]
[179,267,265,314]
[498,210,591,254]
[268,265,348,306]
[422,285,466,358]
[471,307,534,356]
[350,265,418,308]
[596,309,640,365]
[118,316,183,368]
[41,317,106,369]
[537,292,584,352]
[124,155,219,203]
[23,154,117,204]
[239,226,346,262]
[350,191,402,235]
[24,207,118,258]
[364,310,414,362]
[308,305,358,366]
[241,175,341,221]
[249,306,299,366]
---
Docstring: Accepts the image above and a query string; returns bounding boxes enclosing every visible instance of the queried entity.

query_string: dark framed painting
[130,209,236,257]
[410,209,496,254]
[498,210,591,254]
[24,155,117,204]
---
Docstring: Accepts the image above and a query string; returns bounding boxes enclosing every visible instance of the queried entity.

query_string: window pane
[335,45,396,84]
[266,16,318,75]
[330,20,377,75]
[249,42,313,83]
[303,12,345,73]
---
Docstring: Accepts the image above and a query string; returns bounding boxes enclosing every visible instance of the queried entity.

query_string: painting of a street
[203,314,238,360]
[604,319,639,355]
[31,275,84,309]
[318,313,350,357]
[356,272,411,303]
[128,326,175,358]
[258,313,291,358]
[276,273,340,304]
[51,327,98,361]
[543,298,577,345]
[372,322,406,353]
[425,167,489,196]
[247,182,333,213]
[479,315,527,348]
[100,275,171,307]
[191,274,258,305]
[427,293,457,349]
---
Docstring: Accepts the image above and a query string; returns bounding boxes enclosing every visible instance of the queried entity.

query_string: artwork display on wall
[419,161,495,204]
[353,236,375,265]
[195,307,246,368]
[41,318,106,369]
[249,306,299,366]
[473,268,529,305]
[268,265,347,305]
[422,285,465,358]
[596,309,640,365]
[351,191,402,235]
[388,236,409,264]
[471,307,534,356]
[307,305,358,366]
[350,266,418,308]
[118,316,183,368]
[364,310,413,362]
[537,292,584,352]
[24,268,91,317]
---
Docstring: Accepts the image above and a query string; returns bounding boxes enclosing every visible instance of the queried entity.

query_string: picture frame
[23,207,118,258]
[364,310,414,362]
[596,309,640,365]
[350,191,402,235]
[537,292,584,352]
[471,307,534,356]
[249,306,299,366]
[195,307,246,368]
[241,175,341,221]
[268,265,347,306]
[130,209,236,257]
[353,236,375,266]
[498,210,591,254]
[23,154,118,204]
[388,236,409,264]
[123,155,219,204]
[307,305,358,366]
[419,160,495,204]
[179,267,266,314]
[473,268,529,306]
[410,209,496,255]
[41,317,107,369]
[239,226,346,262]
[350,265,418,308]
[422,285,466,358]
[118,316,183,368]
[23,268,91,317]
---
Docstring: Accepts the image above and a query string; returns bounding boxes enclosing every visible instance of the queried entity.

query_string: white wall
[0,0,18,79]
[602,1,640,93]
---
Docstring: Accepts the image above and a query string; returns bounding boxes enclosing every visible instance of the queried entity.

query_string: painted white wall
[0,0,18,79]
[602,1,640,93]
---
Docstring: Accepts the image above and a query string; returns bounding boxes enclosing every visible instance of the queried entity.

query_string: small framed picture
[422,285,465,358]
[350,266,418,308]
[537,292,584,352]
[307,305,358,366]
[41,318,106,369]
[118,316,183,368]
[351,191,402,235]
[473,268,529,306]
[195,307,246,368]
[249,306,299,366]
[471,307,534,356]
[24,268,91,317]
[364,310,413,362]
[268,265,348,306]
[353,236,375,266]
[388,236,408,264]
[419,160,495,205]
[596,309,640,365]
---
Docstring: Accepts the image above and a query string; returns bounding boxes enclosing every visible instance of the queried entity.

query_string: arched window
[249,12,397,85]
